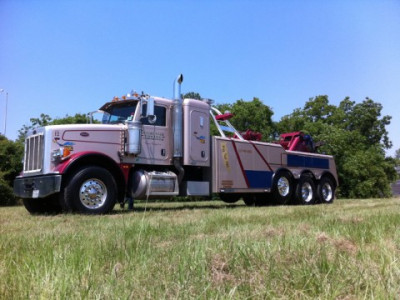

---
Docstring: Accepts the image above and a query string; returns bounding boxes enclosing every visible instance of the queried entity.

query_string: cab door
[137,104,172,165]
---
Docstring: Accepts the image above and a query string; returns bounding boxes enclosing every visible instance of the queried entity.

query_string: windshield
[101,101,138,124]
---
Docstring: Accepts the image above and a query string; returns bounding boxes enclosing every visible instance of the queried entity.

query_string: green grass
[1,198,399,299]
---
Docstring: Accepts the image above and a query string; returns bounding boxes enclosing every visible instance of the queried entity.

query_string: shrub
[0,176,17,206]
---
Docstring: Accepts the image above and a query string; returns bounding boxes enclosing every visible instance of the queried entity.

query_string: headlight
[52,147,71,162]
[52,148,63,162]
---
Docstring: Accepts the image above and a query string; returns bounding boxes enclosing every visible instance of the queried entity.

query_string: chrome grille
[24,133,44,173]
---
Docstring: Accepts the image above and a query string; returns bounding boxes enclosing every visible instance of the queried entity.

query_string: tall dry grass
[0,198,399,299]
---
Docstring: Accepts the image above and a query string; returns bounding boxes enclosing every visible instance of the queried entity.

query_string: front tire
[64,166,117,214]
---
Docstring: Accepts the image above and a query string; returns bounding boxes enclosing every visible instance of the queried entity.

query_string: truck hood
[27,123,126,136]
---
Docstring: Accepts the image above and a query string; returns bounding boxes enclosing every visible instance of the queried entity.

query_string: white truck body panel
[212,136,337,193]
[183,99,210,167]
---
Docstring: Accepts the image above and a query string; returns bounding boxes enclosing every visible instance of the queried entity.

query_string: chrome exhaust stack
[173,74,184,158]
[172,74,184,183]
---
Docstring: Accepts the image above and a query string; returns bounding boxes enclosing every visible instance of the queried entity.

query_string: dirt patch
[210,254,235,285]
[333,238,358,255]
[298,223,311,234]
[338,216,364,224]
[316,232,358,255]
[264,227,284,238]
[316,232,330,243]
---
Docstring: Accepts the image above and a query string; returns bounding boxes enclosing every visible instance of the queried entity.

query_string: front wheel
[317,177,335,204]
[63,166,117,214]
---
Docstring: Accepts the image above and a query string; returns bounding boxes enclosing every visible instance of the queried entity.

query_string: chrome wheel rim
[301,182,313,202]
[79,178,107,209]
[322,183,333,202]
[277,177,290,197]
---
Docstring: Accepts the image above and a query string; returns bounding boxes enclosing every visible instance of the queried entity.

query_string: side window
[142,104,166,127]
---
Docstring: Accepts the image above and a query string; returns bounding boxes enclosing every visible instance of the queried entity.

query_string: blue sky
[1,0,399,156]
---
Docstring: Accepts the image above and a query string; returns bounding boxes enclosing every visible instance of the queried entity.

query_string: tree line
[0,95,398,205]
[213,95,398,198]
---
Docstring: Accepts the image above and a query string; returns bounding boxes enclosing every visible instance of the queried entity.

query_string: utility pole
[0,89,8,136]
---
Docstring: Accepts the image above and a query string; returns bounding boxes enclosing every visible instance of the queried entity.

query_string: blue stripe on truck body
[244,170,274,188]
[287,154,329,169]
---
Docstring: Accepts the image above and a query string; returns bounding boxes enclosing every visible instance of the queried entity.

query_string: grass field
[1,198,399,299]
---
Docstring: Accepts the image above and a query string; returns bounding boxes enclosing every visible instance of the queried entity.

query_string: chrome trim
[23,133,44,173]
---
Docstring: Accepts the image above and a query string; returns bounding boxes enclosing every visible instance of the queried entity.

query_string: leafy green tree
[0,175,16,206]
[183,94,276,141]
[394,149,400,171]
[0,136,23,205]
[346,98,391,148]
[0,135,23,186]
[18,113,89,142]
[17,113,52,142]
[340,147,397,198]
[215,97,276,141]
[277,95,396,198]
[303,95,336,123]
[50,113,88,125]
[396,149,400,160]
[183,92,202,100]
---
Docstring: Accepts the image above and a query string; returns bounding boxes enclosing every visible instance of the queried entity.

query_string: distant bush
[0,136,23,206]
[0,177,17,206]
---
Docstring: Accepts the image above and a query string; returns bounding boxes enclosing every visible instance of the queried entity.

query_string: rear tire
[271,171,293,205]
[243,195,256,206]
[219,193,241,204]
[23,194,62,214]
[317,177,335,204]
[294,175,316,205]
[63,166,117,214]
[254,193,274,206]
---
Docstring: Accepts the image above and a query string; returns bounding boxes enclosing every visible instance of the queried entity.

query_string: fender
[272,167,293,179]
[319,170,338,187]
[53,151,119,174]
[54,151,127,203]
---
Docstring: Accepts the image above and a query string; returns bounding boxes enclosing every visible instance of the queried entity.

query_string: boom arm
[210,107,244,140]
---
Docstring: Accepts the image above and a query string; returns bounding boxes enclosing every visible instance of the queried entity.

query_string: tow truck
[14,75,338,214]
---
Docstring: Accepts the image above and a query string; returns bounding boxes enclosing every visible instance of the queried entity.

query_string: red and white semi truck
[14,75,338,214]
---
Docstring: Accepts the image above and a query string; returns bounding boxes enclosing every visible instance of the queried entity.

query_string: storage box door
[184,109,210,166]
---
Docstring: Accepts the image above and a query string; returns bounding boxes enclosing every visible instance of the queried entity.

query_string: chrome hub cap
[277,177,290,197]
[322,183,333,202]
[301,182,313,202]
[79,178,107,209]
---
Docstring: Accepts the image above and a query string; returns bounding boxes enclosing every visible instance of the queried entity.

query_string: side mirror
[146,97,155,116]
[140,97,157,124]
[87,110,106,124]
[146,97,156,124]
